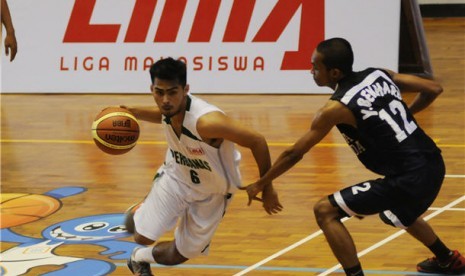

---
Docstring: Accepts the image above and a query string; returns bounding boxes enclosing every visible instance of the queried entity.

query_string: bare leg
[314,197,360,268]
[125,206,155,245]
[407,218,452,262]
[125,203,188,265]
[153,240,188,265]
[406,218,438,246]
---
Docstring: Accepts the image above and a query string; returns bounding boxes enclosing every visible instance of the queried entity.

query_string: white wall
[418,0,465,4]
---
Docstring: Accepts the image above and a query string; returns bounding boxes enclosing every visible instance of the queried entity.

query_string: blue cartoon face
[42,214,129,243]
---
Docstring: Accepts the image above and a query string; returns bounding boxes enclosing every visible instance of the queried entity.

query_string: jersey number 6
[190,170,201,184]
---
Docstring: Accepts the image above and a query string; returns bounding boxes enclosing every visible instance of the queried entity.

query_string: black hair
[149,57,187,87]
[316,37,354,75]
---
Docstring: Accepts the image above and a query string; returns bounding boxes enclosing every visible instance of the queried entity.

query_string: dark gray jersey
[331,68,440,176]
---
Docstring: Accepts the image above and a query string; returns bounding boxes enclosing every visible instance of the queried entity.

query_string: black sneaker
[127,249,153,276]
[417,250,465,275]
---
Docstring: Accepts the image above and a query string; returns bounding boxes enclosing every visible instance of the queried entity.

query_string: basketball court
[1,13,464,276]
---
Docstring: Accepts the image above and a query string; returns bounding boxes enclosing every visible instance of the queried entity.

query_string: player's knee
[313,198,338,225]
[124,203,141,234]
[125,208,154,245]
[156,254,188,266]
[124,210,135,234]
[133,232,155,245]
[154,243,188,266]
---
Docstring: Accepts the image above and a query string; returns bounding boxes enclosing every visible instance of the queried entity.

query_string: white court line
[429,207,465,211]
[317,195,465,276]
[445,174,465,178]
[232,217,351,276]
[234,175,464,276]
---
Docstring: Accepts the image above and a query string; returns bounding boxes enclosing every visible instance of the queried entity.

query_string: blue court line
[114,262,444,275]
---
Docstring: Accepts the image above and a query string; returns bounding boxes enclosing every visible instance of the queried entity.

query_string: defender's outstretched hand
[262,184,283,215]
[240,182,283,215]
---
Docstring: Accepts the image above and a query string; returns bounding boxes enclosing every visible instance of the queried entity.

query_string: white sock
[133,247,155,263]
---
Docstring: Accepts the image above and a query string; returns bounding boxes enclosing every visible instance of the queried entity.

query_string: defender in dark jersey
[241,38,465,275]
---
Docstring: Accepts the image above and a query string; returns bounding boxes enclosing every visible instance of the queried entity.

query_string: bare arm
[1,0,17,61]
[258,101,347,185]
[123,106,163,124]
[385,69,443,114]
[198,112,282,214]
[242,100,355,203]
[198,112,271,178]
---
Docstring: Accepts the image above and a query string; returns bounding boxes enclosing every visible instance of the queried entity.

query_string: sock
[428,238,452,263]
[133,247,155,263]
[344,263,364,276]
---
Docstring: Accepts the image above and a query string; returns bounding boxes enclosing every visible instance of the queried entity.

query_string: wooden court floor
[1,18,464,276]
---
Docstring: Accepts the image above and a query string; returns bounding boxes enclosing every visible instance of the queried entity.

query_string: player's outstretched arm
[198,111,282,214]
[242,100,354,203]
[385,69,443,114]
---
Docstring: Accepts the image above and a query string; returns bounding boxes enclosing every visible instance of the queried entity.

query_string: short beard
[164,107,182,119]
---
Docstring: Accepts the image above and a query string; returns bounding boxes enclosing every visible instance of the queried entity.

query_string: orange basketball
[91,107,140,155]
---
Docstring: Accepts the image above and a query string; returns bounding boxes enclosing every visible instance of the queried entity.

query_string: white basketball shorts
[133,170,233,259]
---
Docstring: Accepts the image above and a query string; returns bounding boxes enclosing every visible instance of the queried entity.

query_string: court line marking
[1,139,465,148]
[232,217,351,276]
[113,262,446,275]
[428,207,465,211]
[3,139,465,177]
[233,195,465,276]
[0,139,163,145]
[445,174,465,178]
[317,195,465,276]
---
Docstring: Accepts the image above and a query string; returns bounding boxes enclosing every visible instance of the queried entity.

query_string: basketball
[91,107,140,155]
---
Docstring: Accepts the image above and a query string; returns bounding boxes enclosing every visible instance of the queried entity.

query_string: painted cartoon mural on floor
[0,187,138,275]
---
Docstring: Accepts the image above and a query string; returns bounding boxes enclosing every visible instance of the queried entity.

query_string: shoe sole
[417,265,465,275]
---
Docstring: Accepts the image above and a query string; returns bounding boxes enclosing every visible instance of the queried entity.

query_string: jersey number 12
[378,99,418,143]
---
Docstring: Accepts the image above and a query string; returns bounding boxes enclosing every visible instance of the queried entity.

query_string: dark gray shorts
[329,153,445,228]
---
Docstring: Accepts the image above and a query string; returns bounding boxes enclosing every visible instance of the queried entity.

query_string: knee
[313,197,333,218]
[125,202,152,245]
[134,232,154,245]
[313,197,340,226]
[153,242,188,266]
[124,203,142,234]
[156,253,188,266]
[124,209,135,234]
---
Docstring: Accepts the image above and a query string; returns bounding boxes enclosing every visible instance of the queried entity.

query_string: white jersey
[161,95,241,195]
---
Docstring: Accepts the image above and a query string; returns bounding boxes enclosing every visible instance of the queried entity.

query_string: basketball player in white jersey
[123,57,282,276]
